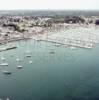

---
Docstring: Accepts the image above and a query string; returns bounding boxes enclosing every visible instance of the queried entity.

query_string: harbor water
[0,39,99,100]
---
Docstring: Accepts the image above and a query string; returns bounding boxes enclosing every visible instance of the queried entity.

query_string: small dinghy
[0,63,8,66]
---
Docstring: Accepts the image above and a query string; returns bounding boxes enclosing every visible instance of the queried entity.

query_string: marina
[0,10,99,100]
[0,39,99,100]
[32,25,99,49]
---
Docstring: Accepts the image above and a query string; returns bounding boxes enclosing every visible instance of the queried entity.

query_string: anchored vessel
[0,63,8,66]
[2,70,12,75]
[17,65,23,69]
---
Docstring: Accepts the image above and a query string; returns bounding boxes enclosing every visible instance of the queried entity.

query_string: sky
[0,0,99,10]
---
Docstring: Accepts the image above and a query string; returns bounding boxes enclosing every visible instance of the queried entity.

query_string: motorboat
[2,70,12,75]
[17,65,23,69]
[0,63,8,66]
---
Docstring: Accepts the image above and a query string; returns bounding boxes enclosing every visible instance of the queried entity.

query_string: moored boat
[0,63,8,66]
[17,65,23,69]
[2,70,12,75]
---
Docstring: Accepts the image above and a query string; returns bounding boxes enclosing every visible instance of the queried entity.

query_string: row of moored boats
[0,50,33,75]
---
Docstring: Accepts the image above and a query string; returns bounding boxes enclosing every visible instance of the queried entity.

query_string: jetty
[32,26,99,49]
[0,45,17,52]
[40,37,94,49]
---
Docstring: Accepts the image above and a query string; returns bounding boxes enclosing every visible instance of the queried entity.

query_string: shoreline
[0,15,99,49]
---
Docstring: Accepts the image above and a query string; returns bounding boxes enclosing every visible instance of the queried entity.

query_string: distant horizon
[0,10,99,17]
